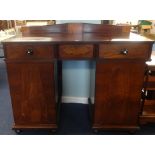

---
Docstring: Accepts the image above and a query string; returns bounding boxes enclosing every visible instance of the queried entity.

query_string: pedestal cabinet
[92,43,153,131]
[94,60,145,130]
[3,43,58,131]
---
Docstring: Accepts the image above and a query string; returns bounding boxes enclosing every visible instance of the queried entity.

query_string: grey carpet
[0,59,15,135]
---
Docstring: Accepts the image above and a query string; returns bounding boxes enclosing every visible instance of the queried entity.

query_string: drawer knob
[120,49,128,55]
[27,49,33,55]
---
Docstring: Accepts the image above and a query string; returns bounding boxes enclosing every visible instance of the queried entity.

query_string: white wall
[114,20,138,25]
[56,20,101,24]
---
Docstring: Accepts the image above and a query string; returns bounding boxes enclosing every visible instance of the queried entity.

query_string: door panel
[94,60,145,127]
[7,61,56,125]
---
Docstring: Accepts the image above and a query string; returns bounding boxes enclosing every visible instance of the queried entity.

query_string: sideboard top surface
[2,23,154,44]
[2,33,154,43]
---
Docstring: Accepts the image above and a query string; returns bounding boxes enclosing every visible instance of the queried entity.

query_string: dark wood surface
[2,23,154,131]
[20,23,131,37]
[3,23,152,43]
[58,44,94,59]
[99,43,151,60]
[4,42,58,130]
[94,60,145,129]
[5,43,54,60]
[6,61,57,128]
[3,33,153,43]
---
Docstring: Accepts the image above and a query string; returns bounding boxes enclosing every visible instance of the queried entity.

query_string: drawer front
[99,43,150,59]
[59,44,94,59]
[5,44,54,60]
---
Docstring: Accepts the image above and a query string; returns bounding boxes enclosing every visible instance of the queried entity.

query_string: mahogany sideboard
[2,23,154,133]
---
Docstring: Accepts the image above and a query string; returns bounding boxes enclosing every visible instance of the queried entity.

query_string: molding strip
[62,96,88,104]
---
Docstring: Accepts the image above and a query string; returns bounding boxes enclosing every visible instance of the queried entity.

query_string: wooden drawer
[58,44,94,59]
[5,44,54,60]
[99,43,150,59]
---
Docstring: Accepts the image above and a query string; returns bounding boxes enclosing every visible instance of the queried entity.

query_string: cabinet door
[94,60,145,128]
[7,61,56,125]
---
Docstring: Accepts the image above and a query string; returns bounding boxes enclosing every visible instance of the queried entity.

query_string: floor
[1,59,155,135]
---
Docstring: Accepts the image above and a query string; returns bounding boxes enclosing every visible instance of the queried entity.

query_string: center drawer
[5,44,54,60]
[99,43,150,59]
[58,44,94,59]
